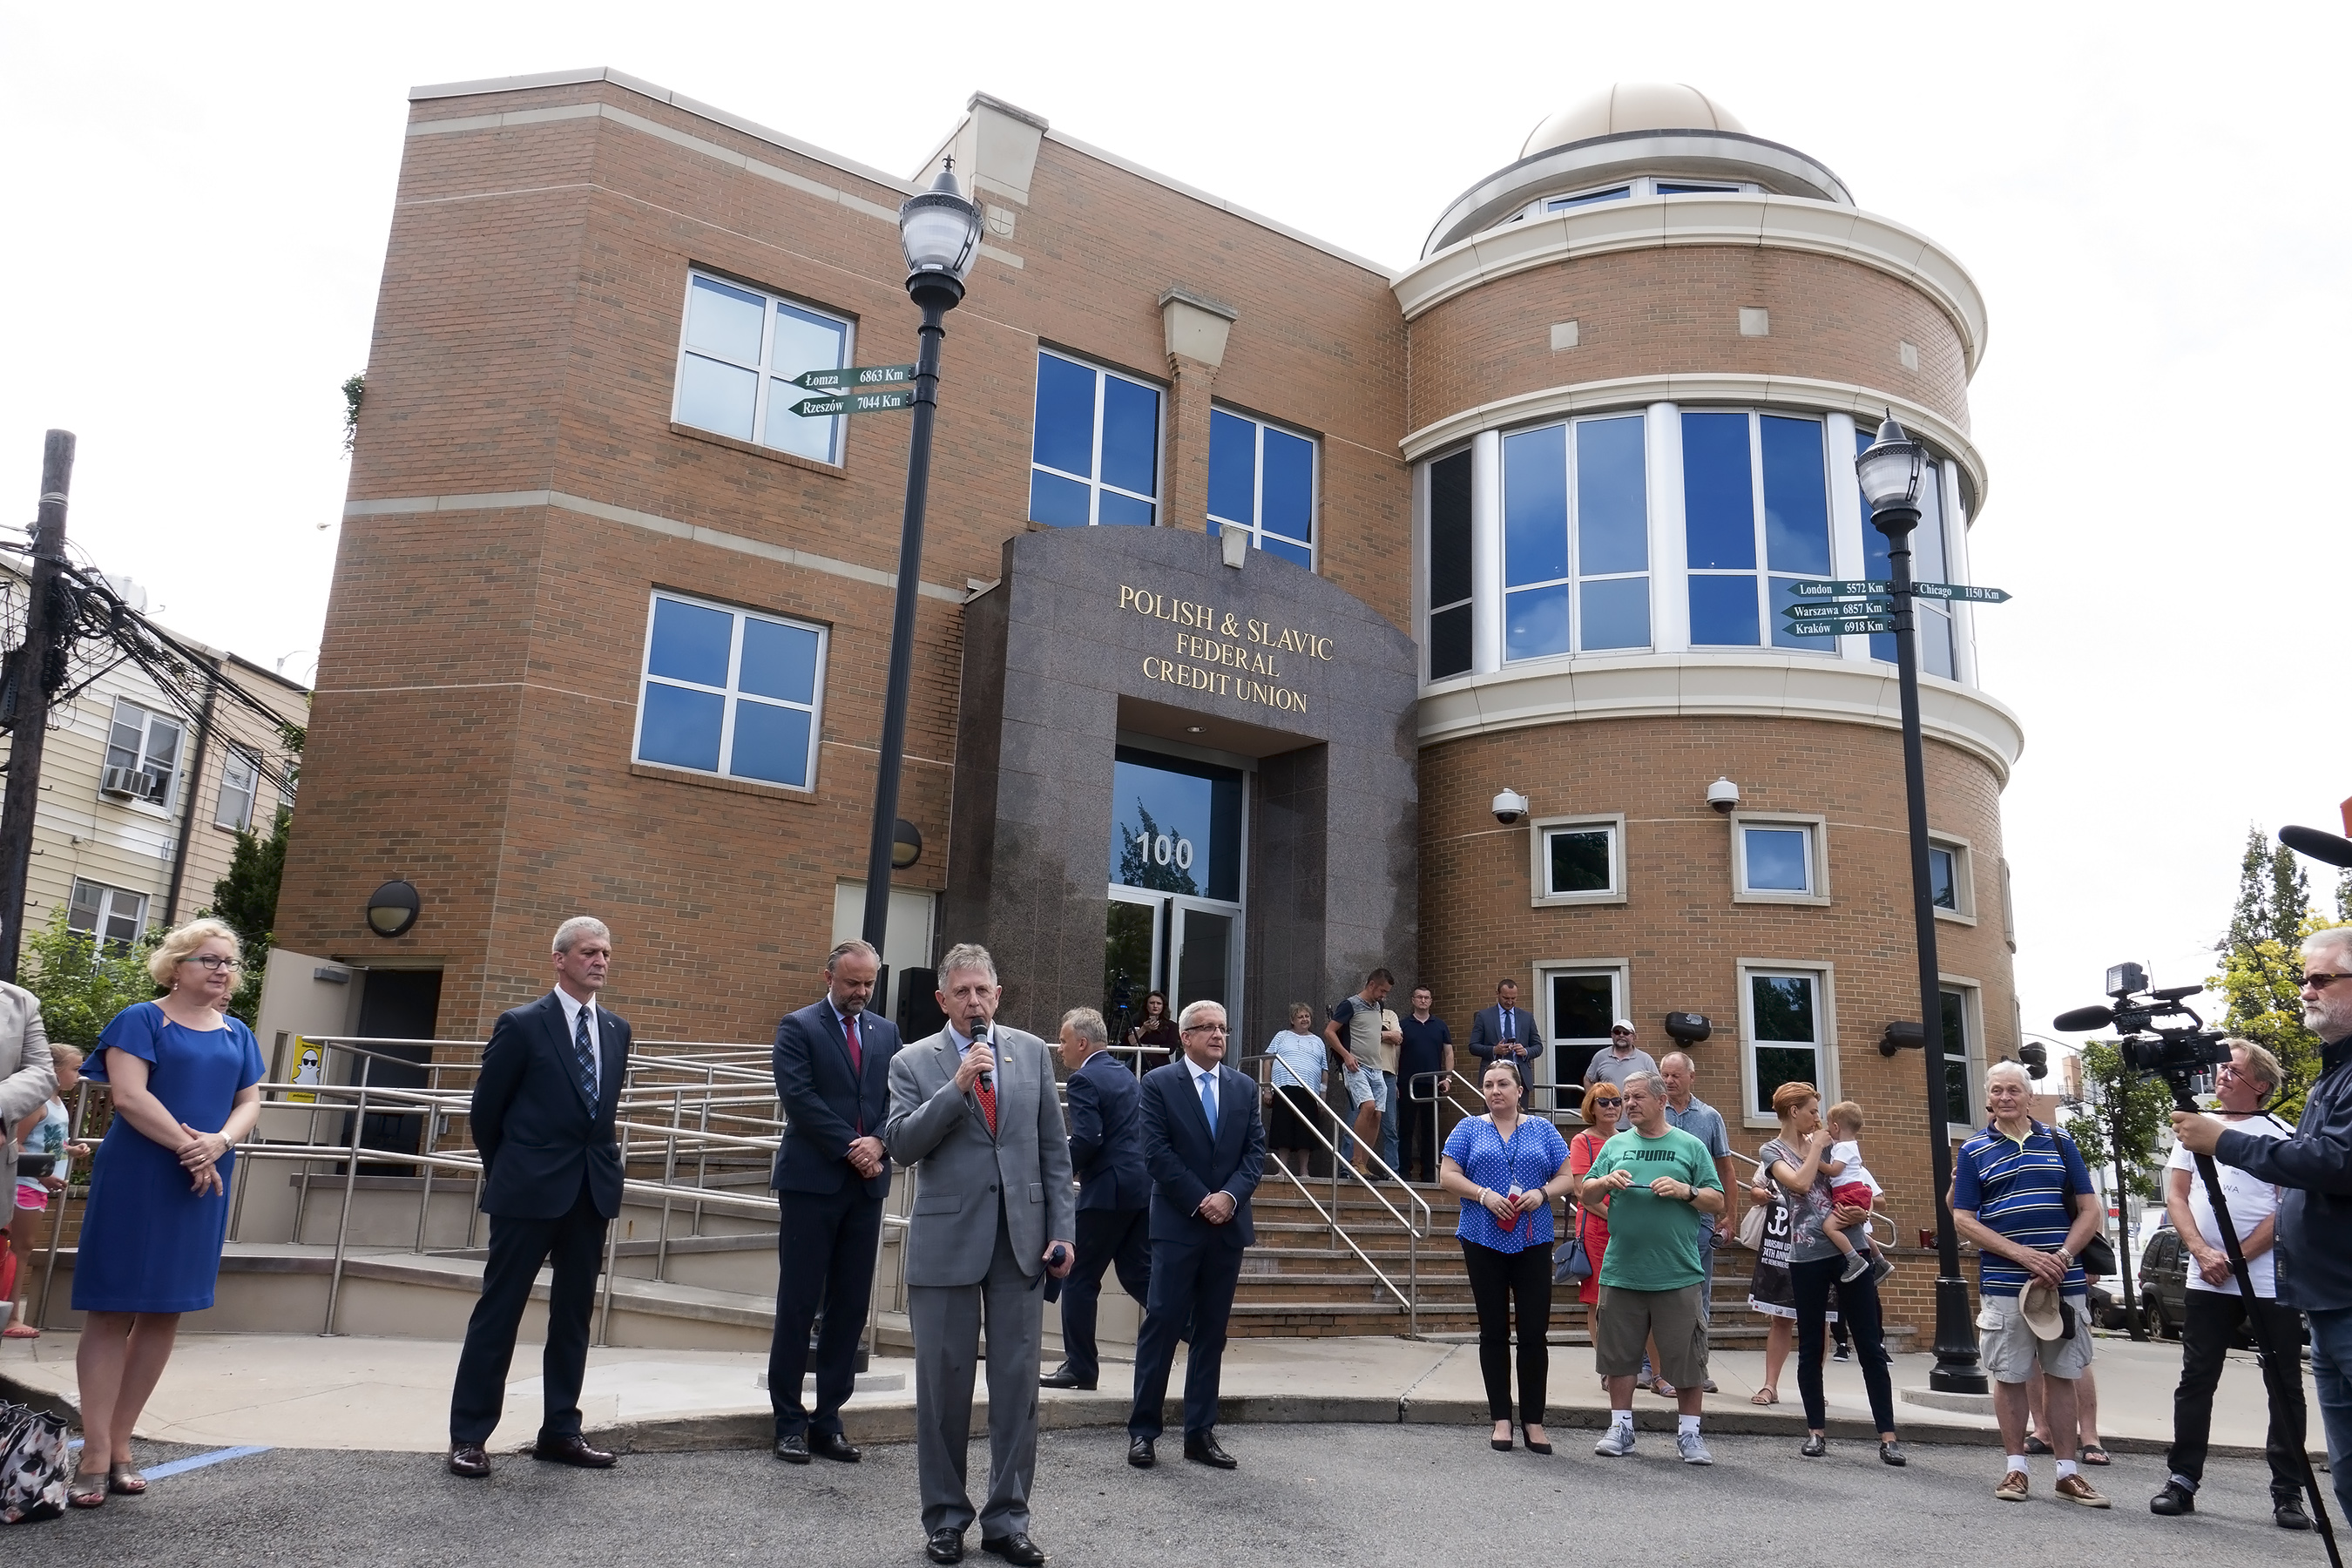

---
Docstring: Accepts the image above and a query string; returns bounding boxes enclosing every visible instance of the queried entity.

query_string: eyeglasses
[1182,1024,1229,1035]
[2300,972,2352,990]
[182,955,241,972]
[1592,1097,1622,1107]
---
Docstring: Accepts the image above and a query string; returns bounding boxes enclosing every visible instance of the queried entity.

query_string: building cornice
[1417,654,2025,783]
[1400,371,1987,515]
[1394,193,1987,375]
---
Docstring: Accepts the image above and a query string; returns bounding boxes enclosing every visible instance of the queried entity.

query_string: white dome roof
[1521,84,1747,159]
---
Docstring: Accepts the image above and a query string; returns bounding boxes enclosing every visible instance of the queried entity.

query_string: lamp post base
[1927,1274,1989,1394]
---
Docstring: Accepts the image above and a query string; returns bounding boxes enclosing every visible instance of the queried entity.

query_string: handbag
[2078,1233,2118,1277]
[1554,1208,1593,1283]
[0,1400,70,1524]
[1738,1195,1767,1250]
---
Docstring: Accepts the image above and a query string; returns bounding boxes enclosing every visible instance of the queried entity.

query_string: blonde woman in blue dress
[68,918,264,1507]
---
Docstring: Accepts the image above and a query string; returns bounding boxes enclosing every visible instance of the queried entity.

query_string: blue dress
[73,1002,265,1314]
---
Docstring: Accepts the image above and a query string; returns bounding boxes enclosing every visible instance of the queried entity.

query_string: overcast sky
[2,1,2342,1054]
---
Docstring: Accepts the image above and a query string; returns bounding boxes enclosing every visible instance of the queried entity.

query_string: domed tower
[1402,86,2017,1202]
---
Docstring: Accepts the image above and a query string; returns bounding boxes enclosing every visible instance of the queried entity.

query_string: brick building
[263,74,2022,1262]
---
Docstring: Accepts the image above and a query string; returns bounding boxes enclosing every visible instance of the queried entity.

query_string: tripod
[2173,1080,2342,1567]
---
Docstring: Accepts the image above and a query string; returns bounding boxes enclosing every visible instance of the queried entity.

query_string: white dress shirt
[554,987,603,1099]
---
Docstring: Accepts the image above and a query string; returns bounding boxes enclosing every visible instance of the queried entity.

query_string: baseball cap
[1611,1019,1635,1034]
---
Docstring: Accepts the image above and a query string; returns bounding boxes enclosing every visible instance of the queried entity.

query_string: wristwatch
[2055,1247,2076,1269]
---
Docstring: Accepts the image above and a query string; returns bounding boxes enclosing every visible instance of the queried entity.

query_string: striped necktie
[571,1003,598,1107]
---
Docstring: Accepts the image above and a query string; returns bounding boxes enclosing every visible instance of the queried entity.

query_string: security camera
[1706,777,1740,814]
[1492,788,1531,826]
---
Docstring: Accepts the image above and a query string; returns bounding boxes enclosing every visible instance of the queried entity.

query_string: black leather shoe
[2277,1495,2313,1531]
[449,1444,490,1478]
[2150,1480,2194,1516]
[925,1528,965,1564]
[809,1431,861,1463]
[1183,1431,1236,1469]
[1127,1436,1155,1468]
[1879,1441,1907,1467]
[980,1532,1049,1565]
[774,1432,811,1464]
[531,1434,617,1468]
[1801,1434,1828,1458]
[1039,1365,1097,1390]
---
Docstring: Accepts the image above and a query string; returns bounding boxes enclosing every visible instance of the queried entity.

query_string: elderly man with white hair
[2174,924,2352,1531]
[1951,1057,2105,1507]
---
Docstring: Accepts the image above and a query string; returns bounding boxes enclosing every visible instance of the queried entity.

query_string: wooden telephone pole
[0,431,75,982]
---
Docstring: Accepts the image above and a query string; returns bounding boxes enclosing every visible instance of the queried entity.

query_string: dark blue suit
[1054,1047,1152,1382]
[1128,1056,1264,1443]
[769,996,899,1439]
[451,990,632,1446]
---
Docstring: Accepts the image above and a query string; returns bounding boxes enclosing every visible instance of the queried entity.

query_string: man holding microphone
[2173,925,2352,1531]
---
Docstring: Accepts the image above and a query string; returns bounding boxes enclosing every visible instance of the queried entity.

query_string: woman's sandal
[1751,1386,1779,1406]
[2078,1444,2111,1466]
[68,1470,108,1509]
[108,1461,147,1495]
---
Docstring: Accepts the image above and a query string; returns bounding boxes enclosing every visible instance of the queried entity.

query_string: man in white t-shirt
[2152,1040,2310,1530]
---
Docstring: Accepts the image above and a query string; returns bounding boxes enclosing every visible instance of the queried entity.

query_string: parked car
[2140,1226,2190,1339]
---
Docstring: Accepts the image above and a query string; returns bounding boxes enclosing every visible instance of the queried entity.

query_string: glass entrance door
[1105,744,1247,1042]
[1104,889,1163,1044]
[1171,898,1238,1020]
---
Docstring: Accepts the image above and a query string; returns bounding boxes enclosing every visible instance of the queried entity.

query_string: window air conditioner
[100,766,163,801]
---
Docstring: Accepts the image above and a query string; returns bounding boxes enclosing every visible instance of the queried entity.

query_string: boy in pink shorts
[1821,1100,1890,1284]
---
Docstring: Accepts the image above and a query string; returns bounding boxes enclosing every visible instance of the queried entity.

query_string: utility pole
[0,431,76,982]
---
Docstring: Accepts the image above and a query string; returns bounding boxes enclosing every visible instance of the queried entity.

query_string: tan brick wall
[1407,246,1972,436]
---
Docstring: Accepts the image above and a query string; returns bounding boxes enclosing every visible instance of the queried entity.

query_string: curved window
[1425,449,1474,679]
[1500,414,1649,660]
[1684,412,1831,650]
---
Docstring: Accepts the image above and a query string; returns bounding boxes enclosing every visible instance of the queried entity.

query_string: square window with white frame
[1928,835,1975,921]
[1529,814,1625,905]
[1730,813,1828,903]
[672,272,854,465]
[1207,407,1316,568]
[1742,964,1832,1122]
[633,591,828,792]
[68,879,148,951]
[102,700,184,809]
[1028,350,1162,527]
[215,747,261,831]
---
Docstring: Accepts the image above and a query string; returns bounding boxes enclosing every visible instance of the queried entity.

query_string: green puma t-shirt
[1588,1125,1722,1291]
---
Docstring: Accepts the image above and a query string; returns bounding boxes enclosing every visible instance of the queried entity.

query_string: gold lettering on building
[1122,581,1327,717]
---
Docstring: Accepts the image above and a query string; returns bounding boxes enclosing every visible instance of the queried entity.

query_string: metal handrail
[1263,1152,1414,1322]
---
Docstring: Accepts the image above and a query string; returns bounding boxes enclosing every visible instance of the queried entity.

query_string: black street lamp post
[861,165,982,965]
[1855,415,1988,1395]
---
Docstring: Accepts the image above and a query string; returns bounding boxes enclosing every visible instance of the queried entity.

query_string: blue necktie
[571,1004,598,1107]
[1198,1070,1217,1137]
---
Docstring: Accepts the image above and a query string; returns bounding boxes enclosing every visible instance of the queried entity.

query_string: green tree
[200,804,289,1025]
[1114,804,1199,896]
[2061,1039,2173,1202]
[2207,825,2345,1120]
[20,906,162,1050]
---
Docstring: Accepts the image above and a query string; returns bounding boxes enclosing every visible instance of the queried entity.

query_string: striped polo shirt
[1951,1119,2093,1297]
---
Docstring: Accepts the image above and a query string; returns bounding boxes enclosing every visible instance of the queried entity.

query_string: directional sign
[791,363,916,391]
[1785,617,1896,637]
[1788,579,1890,598]
[788,389,916,417]
[1787,578,2011,604]
[1910,581,2011,604]
[1785,597,1892,619]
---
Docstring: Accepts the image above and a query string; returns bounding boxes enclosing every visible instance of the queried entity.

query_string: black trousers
[1128,1238,1243,1441]
[1461,1238,1551,1425]
[1793,1254,1896,1434]
[770,1183,886,1438]
[2169,1289,2309,1495]
[1397,1078,1443,1183]
[1058,1207,1152,1382]
[450,1179,609,1445]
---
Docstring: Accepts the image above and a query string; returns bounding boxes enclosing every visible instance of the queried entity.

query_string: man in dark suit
[449,916,632,1477]
[1042,1006,1152,1392]
[1126,999,1264,1471]
[768,937,900,1463]
[1469,977,1533,1089]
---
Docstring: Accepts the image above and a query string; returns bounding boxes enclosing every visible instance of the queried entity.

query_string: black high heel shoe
[1523,1431,1553,1456]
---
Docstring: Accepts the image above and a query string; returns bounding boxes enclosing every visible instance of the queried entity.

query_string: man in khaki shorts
[1578,1071,1724,1463]
[1953,1060,2106,1507]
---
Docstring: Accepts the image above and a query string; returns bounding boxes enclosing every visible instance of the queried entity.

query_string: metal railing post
[416,1058,443,1253]
[655,1086,681,1283]
[323,1057,373,1335]
[596,1068,632,1347]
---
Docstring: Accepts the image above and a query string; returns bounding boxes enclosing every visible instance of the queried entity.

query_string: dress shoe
[1183,1431,1236,1470]
[980,1531,1050,1565]
[448,1444,490,1479]
[926,1527,966,1564]
[2278,1495,2314,1531]
[774,1432,811,1464]
[809,1431,862,1463]
[2150,1480,2193,1516]
[531,1433,617,1469]
[1039,1365,1096,1390]
[1127,1436,1155,1468]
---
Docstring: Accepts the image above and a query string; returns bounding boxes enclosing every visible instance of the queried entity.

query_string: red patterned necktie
[977,1075,998,1136]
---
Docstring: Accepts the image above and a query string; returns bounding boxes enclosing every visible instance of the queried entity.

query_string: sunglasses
[1592,1097,1622,1107]
[2301,973,2352,990]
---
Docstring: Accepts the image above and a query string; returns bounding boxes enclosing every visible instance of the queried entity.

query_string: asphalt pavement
[21,1423,2334,1567]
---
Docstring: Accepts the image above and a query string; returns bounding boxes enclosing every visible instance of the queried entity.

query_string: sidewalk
[0,1328,2315,1457]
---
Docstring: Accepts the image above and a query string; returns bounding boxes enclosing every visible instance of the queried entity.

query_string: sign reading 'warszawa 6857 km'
[1118,584,1334,715]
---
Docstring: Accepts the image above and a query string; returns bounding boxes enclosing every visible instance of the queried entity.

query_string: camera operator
[2153,1039,2308,1530]
[2173,928,2352,1530]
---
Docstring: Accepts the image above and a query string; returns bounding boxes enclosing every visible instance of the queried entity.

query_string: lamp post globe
[860,162,983,959]
[1856,414,1927,525]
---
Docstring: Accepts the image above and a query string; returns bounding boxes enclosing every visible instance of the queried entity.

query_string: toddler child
[1821,1100,1889,1284]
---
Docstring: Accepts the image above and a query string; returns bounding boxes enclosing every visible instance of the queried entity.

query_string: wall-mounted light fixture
[365,879,420,938]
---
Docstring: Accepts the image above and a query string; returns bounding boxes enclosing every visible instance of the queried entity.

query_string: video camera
[2052,962,2232,1092]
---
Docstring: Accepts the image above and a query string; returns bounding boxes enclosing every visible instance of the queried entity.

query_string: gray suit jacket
[884,1024,1076,1289]
[0,982,54,1177]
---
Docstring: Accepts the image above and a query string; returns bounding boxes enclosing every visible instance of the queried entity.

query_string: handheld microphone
[2281,825,2352,869]
[2051,1004,2117,1032]
[971,1021,992,1091]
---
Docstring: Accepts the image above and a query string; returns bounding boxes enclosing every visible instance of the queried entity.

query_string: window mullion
[1090,369,1107,527]
[716,613,746,778]
[1747,411,1769,643]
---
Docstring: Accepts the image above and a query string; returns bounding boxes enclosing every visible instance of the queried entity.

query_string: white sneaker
[1594,1424,1636,1457]
[1678,1431,1713,1465]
